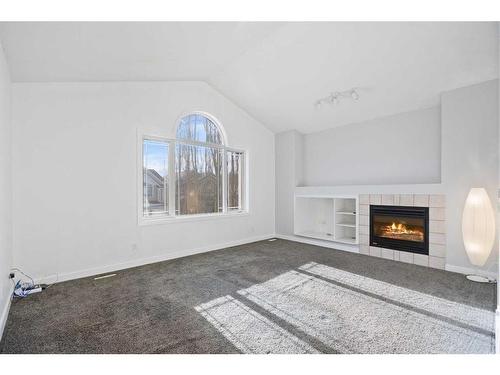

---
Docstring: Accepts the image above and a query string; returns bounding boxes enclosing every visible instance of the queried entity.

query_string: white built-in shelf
[335,236,357,245]
[336,223,356,228]
[295,231,335,242]
[294,195,358,245]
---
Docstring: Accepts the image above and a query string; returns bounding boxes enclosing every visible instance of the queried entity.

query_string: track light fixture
[315,88,359,108]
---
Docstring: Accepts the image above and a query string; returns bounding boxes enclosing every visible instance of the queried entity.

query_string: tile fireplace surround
[359,194,446,269]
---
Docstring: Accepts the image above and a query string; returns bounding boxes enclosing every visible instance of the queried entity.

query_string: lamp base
[466,274,495,283]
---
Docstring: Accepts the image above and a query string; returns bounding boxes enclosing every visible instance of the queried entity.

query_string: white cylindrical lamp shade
[462,188,496,266]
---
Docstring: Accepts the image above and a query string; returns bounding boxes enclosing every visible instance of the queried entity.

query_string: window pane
[227,151,244,211]
[175,143,223,215]
[143,140,168,216]
[177,114,223,145]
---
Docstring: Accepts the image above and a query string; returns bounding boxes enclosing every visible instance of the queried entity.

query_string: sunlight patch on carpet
[299,262,495,333]
[195,263,495,354]
[194,295,318,354]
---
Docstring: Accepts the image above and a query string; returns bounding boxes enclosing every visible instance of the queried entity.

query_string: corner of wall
[0,39,13,341]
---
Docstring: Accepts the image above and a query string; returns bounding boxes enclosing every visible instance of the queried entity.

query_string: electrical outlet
[131,243,138,252]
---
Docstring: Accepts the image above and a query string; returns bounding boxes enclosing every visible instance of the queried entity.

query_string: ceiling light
[314,88,360,109]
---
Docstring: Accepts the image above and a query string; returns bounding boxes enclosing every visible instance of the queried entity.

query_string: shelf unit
[294,195,358,245]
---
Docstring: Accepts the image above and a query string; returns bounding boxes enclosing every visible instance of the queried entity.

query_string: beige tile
[381,194,394,205]
[429,194,446,208]
[359,245,370,255]
[414,194,429,207]
[370,194,381,205]
[413,254,429,267]
[359,234,369,245]
[429,220,446,234]
[429,243,446,258]
[399,194,414,206]
[393,195,400,205]
[393,250,400,261]
[429,256,446,270]
[359,204,369,215]
[359,194,370,205]
[359,225,369,235]
[381,248,394,260]
[399,252,414,264]
[359,215,369,226]
[429,233,446,245]
[370,246,382,258]
[429,207,445,221]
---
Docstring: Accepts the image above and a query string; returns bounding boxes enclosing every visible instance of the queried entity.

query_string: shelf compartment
[334,236,358,244]
[294,195,358,245]
[334,224,357,244]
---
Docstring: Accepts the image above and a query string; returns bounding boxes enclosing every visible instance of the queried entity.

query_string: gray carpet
[0,239,496,353]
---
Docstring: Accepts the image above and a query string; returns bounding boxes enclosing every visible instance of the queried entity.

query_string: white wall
[303,107,441,186]
[275,130,303,235]
[441,79,499,274]
[12,81,275,282]
[0,41,12,337]
[275,107,441,237]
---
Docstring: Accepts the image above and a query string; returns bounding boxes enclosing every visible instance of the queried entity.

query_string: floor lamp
[462,187,496,283]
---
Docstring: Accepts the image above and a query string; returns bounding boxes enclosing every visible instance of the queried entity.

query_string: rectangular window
[175,143,223,215]
[143,139,168,216]
[227,150,244,212]
[141,135,246,222]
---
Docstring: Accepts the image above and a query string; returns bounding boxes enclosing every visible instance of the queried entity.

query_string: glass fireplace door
[370,205,429,255]
[372,214,425,243]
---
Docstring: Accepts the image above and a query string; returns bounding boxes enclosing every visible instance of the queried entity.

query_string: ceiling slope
[0,22,497,133]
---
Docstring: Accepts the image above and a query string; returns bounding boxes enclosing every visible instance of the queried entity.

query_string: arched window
[142,113,245,220]
[176,113,224,145]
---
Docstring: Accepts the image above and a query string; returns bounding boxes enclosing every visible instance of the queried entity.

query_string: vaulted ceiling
[0,22,497,133]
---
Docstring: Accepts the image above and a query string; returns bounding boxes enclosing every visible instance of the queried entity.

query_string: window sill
[138,211,250,226]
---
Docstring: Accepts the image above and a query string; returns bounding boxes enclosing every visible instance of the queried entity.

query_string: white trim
[496,308,500,354]
[139,211,249,226]
[445,264,497,279]
[174,110,228,146]
[296,184,445,195]
[33,234,275,285]
[0,283,14,341]
[138,129,248,225]
[275,233,360,254]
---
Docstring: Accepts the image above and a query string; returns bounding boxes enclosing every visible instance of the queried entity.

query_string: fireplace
[370,205,429,255]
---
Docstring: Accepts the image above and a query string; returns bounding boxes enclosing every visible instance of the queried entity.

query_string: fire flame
[390,222,408,233]
[381,221,424,242]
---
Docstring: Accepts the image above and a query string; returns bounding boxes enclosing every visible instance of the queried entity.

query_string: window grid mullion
[222,149,227,214]
[168,140,176,217]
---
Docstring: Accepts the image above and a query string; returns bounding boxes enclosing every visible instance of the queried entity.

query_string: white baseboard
[34,233,275,285]
[275,233,359,254]
[445,264,497,279]
[276,235,500,280]
[0,284,14,341]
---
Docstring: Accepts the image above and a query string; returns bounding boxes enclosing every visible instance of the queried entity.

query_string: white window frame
[137,120,249,226]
